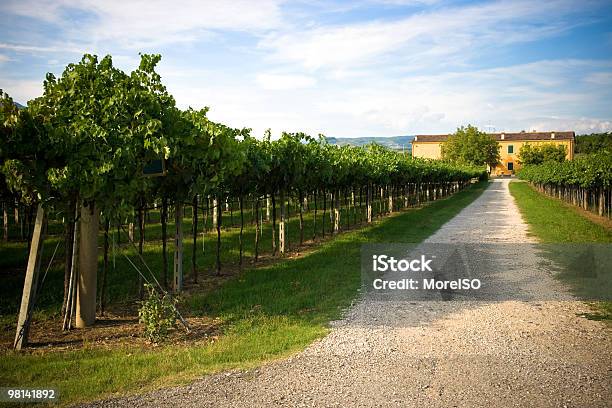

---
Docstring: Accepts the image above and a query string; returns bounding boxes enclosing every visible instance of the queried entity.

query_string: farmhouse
[411,131,575,176]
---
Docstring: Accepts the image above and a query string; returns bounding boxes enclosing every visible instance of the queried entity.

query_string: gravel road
[84,179,611,408]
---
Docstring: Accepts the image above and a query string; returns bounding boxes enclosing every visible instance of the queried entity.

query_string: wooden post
[212,198,218,228]
[14,203,45,349]
[76,202,98,328]
[63,208,79,331]
[333,190,340,233]
[128,221,134,242]
[173,202,184,292]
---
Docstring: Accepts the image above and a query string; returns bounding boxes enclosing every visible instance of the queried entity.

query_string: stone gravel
[83,179,611,408]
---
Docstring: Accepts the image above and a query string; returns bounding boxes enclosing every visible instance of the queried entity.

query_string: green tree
[574,133,612,155]
[441,125,500,168]
[518,143,566,165]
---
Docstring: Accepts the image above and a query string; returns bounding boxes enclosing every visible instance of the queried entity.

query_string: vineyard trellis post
[14,203,45,350]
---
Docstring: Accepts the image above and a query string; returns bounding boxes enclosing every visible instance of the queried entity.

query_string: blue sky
[1,0,611,137]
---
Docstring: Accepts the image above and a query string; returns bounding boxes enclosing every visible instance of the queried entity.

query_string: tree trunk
[313,190,318,240]
[100,218,110,315]
[161,197,168,288]
[272,193,277,255]
[322,188,327,237]
[173,202,184,292]
[255,197,260,261]
[346,189,350,230]
[76,201,98,328]
[216,197,222,276]
[138,204,145,299]
[2,202,8,242]
[266,195,271,222]
[239,195,244,269]
[229,198,234,227]
[279,190,286,254]
[367,184,373,223]
[299,190,304,246]
[251,196,256,225]
[16,205,23,240]
[330,191,335,229]
[192,195,198,284]
[359,186,363,223]
[203,196,209,233]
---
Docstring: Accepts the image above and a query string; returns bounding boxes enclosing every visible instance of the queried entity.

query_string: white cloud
[256,73,317,90]
[1,0,285,48]
[528,117,612,134]
[0,42,83,54]
[0,54,10,63]
[259,0,585,71]
[584,72,612,85]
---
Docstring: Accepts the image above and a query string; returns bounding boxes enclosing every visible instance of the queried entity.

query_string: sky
[1,0,612,137]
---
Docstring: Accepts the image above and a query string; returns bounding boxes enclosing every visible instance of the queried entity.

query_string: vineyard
[0,54,486,348]
[518,152,612,218]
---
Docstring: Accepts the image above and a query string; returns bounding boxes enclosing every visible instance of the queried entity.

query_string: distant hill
[327,135,414,152]
[14,102,26,109]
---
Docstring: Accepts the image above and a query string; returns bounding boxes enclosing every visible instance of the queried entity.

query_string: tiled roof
[413,131,575,143]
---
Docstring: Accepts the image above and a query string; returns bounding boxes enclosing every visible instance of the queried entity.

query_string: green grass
[0,182,487,406]
[508,182,612,242]
[509,181,612,321]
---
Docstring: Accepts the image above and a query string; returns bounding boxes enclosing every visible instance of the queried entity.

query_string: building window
[507,162,514,171]
[507,145,514,154]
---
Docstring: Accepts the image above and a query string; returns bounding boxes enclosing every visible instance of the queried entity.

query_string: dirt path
[85,179,611,408]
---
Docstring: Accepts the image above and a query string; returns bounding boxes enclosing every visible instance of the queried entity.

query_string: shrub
[518,143,566,165]
[138,284,178,343]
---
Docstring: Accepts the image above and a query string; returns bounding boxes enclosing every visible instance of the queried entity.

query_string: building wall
[411,142,443,159]
[491,139,573,176]
[412,139,574,176]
